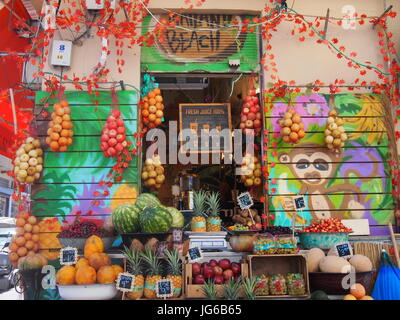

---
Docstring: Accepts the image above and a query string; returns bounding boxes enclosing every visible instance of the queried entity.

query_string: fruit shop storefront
[11,13,400,300]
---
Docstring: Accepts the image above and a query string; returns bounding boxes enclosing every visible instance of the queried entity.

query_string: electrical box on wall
[85,0,115,10]
[50,40,72,67]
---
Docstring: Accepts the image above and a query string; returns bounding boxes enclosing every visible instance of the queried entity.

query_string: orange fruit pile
[8,211,40,267]
[46,100,73,152]
[278,108,305,144]
[141,88,164,129]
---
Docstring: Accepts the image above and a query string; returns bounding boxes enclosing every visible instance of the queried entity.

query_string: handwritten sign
[187,246,203,262]
[237,192,254,210]
[179,103,232,153]
[59,247,78,266]
[334,242,353,259]
[154,14,245,62]
[116,273,135,293]
[156,279,174,299]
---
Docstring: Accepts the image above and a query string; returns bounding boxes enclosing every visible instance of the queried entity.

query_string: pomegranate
[218,259,231,270]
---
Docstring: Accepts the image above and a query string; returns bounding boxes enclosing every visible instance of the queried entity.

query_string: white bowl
[57,283,118,300]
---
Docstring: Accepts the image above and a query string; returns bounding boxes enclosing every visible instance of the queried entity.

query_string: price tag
[157,241,169,258]
[293,196,306,211]
[116,273,135,293]
[172,228,183,243]
[59,247,78,266]
[334,242,353,259]
[156,279,174,299]
[237,192,254,210]
[187,246,203,262]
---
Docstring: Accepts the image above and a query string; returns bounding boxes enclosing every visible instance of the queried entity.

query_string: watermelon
[135,193,161,211]
[165,207,184,228]
[139,207,172,233]
[112,204,140,234]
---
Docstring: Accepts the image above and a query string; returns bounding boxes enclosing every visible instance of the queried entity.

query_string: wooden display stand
[183,262,249,299]
[246,254,310,298]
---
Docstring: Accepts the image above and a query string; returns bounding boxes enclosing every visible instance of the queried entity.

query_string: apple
[223,269,234,280]
[100,142,108,150]
[218,259,231,270]
[192,262,201,276]
[108,138,117,147]
[250,106,258,114]
[203,266,215,279]
[256,112,262,120]
[213,266,223,276]
[193,274,205,284]
[241,115,248,123]
[107,147,116,156]
[108,121,117,129]
[213,275,224,284]
[117,126,125,134]
[112,110,121,117]
[115,143,123,153]
[253,119,262,128]
[116,134,126,142]
[242,107,250,115]
[248,88,256,96]
[245,120,254,128]
[101,134,109,142]
[108,129,117,138]
[116,118,124,127]
[255,223,262,230]
[107,115,116,122]
[245,96,253,103]
[209,259,218,267]
[231,262,241,275]
[239,123,246,129]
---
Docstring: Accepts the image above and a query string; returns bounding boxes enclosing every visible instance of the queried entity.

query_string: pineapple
[191,190,207,232]
[201,280,219,300]
[164,248,182,298]
[123,246,145,300]
[223,277,241,300]
[141,248,162,299]
[206,191,222,232]
[242,277,257,300]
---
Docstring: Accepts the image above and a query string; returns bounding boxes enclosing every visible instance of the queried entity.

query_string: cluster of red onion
[324,109,348,151]
[278,108,305,144]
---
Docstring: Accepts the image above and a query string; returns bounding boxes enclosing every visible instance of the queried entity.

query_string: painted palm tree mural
[31,91,139,262]
[267,93,394,235]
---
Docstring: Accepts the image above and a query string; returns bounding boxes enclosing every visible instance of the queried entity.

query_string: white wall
[41,0,398,93]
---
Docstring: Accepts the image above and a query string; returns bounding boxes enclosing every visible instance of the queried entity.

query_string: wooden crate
[183,262,249,299]
[246,254,310,298]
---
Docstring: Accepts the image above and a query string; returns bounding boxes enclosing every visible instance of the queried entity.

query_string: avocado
[310,290,330,300]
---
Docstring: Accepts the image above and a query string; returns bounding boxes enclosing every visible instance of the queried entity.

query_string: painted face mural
[268,94,394,235]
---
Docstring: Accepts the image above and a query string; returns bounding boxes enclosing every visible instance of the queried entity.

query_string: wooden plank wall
[31,91,139,260]
[265,93,395,235]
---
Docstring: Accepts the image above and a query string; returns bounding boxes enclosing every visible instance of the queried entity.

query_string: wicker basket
[308,271,375,295]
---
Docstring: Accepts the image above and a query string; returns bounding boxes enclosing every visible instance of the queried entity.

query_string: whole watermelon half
[139,206,172,233]
[135,193,161,211]
[165,207,184,228]
[112,204,140,234]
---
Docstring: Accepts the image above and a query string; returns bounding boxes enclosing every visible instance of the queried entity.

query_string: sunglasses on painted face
[295,159,329,171]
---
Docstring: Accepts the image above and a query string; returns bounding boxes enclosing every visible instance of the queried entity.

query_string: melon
[165,207,184,228]
[112,204,140,234]
[135,193,161,211]
[349,254,373,272]
[319,256,352,273]
[306,248,325,272]
[139,207,172,233]
[327,247,338,256]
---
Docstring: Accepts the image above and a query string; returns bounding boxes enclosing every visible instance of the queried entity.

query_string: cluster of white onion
[14,137,43,184]
[324,109,348,151]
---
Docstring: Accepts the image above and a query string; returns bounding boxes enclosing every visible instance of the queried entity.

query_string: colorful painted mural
[141,15,259,73]
[31,91,139,254]
[266,93,394,235]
